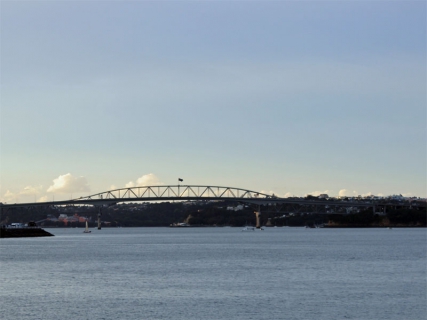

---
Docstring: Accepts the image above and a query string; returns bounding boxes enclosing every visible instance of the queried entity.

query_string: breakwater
[0,227,54,238]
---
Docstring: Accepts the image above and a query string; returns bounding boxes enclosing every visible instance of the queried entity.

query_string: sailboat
[83,220,91,233]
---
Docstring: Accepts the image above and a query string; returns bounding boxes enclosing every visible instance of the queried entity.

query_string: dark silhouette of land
[1,201,425,228]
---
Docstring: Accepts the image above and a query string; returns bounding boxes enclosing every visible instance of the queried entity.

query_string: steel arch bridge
[2,185,275,208]
[79,185,274,202]
[3,184,420,212]
[68,185,274,205]
[0,185,385,208]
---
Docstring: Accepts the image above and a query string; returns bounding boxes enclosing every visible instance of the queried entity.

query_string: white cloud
[339,189,349,197]
[2,190,18,203]
[136,173,163,186]
[20,185,43,195]
[47,173,90,194]
[110,185,117,190]
[338,189,358,197]
[37,196,48,202]
[284,192,294,198]
[125,173,163,188]
[125,181,135,188]
[1,186,45,203]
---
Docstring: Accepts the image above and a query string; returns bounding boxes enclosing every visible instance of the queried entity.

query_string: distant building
[58,214,68,221]
[78,216,89,223]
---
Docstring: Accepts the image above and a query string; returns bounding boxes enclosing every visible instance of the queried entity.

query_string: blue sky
[1,1,425,202]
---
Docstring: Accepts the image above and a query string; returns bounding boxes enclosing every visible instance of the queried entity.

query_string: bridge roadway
[0,185,400,209]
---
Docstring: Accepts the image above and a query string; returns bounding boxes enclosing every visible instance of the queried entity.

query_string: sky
[0,1,426,203]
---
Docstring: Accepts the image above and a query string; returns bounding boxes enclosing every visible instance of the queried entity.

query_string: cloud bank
[47,173,90,194]
[21,185,43,195]
[338,189,357,197]
[125,173,163,188]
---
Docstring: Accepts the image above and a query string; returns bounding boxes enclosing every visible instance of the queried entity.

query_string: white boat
[83,221,91,233]
[170,222,190,227]
[242,226,255,231]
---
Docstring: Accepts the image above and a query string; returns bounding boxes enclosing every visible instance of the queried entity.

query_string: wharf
[0,227,54,238]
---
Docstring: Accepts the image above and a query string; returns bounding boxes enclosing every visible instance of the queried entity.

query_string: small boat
[83,221,91,233]
[242,226,255,231]
[170,222,190,227]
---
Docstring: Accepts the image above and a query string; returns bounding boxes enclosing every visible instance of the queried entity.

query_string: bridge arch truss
[76,185,273,204]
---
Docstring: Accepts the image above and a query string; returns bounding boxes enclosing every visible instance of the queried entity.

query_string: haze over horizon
[1,1,426,203]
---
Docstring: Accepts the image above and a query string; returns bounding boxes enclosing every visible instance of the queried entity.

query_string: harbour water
[1,227,425,320]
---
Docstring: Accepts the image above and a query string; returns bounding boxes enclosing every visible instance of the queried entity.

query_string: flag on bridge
[178,178,183,182]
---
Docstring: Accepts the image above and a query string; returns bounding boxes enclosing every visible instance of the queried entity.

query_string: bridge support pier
[255,206,261,229]
[97,207,102,230]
